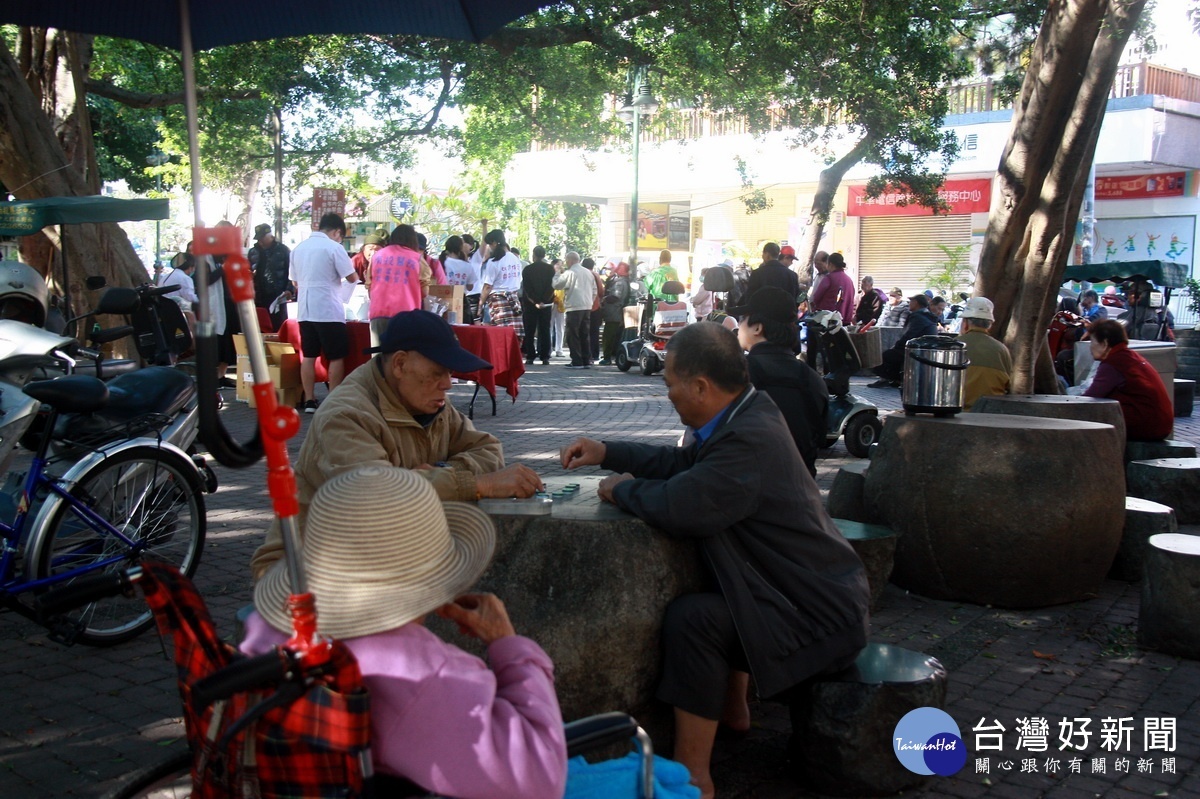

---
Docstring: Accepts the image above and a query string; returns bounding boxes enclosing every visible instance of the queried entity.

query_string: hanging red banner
[847,179,991,217]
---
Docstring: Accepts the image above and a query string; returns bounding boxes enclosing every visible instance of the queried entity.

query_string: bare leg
[721,671,752,733]
[327,358,346,391]
[301,357,317,403]
[674,707,718,799]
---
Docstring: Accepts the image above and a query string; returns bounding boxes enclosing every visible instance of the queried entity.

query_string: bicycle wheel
[106,750,191,799]
[34,446,206,645]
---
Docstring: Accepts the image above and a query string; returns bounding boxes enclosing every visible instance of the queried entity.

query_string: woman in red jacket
[1084,320,1173,441]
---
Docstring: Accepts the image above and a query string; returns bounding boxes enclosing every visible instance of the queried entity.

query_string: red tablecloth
[274,319,523,400]
[276,319,372,384]
[452,325,524,399]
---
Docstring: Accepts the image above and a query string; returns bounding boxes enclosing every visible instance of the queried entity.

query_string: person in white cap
[958,296,1012,410]
[243,466,567,799]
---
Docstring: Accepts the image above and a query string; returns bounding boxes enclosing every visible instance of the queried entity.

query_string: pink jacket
[369,245,426,319]
[811,269,855,321]
[241,612,567,799]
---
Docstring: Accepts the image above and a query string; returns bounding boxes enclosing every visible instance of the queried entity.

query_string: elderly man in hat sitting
[244,465,568,798]
[250,310,544,579]
[958,296,1012,410]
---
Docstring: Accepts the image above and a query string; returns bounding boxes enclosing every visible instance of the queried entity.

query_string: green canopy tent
[0,196,170,334]
[1060,259,1187,288]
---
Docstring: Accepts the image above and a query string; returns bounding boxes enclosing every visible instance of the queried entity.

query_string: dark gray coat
[603,387,869,699]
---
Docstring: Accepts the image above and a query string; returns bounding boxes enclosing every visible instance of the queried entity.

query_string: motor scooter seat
[23,375,110,414]
[53,367,194,447]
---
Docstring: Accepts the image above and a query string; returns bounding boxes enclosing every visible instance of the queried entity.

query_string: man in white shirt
[289,212,359,412]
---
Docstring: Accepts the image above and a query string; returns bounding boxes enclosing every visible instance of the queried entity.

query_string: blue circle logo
[892,707,967,777]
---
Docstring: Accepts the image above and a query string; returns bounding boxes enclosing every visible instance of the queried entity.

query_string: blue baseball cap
[366,311,492,372]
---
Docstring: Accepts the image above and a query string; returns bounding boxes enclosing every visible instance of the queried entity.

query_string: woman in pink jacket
[243,466,567,799]
[368,225,431,346]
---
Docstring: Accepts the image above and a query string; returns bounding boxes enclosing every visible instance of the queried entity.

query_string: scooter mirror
[85,275,107,291]
[93,287,140,316]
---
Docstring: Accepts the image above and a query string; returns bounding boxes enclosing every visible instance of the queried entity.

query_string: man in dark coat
[869,293,940,387]
[734,287,828,476]
[248,223,292,329]
[746,241,800,303]
[520,245,556,365]
[561,323,868,799]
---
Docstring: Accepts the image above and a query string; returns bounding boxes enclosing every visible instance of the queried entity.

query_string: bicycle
[0,371,207,646]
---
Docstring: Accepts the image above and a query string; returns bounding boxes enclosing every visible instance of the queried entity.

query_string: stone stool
[971,393,1126,441]
[1110,498,1178,581]
[788,643,948,796]
[827,461,875,523]
[1125,439,1197,462]
[1126,458,1200,524]
[1175,379,1194,417]
[832,518,897,611]
[1138,533,1200,659]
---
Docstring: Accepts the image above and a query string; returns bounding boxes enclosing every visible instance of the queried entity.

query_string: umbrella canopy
[0,196,169,236]
[1061,259,1187,288]
[1,0,546,49]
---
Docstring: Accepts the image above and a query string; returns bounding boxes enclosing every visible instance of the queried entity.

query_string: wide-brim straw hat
[255,465,496,640]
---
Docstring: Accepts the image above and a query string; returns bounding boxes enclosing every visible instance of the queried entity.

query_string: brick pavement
[1,354,1197,798]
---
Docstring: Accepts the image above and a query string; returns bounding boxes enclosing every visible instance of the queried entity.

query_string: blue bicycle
[0,369,206,646]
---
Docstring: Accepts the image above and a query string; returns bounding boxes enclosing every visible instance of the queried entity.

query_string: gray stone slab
[1125,438,1197,462]
[1138,533,1200,659]
[1111,497,1179,581]
[1127,457,1200,524]
[971,392,1126,442]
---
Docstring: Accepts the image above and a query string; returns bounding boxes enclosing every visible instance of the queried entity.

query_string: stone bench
[1138,533,1200,659]
[864,413,1125,608]
[1110,498,1178,582]
[832,518,896,611]
[1126,458,1200,524]
[1175,378,1194,417]
[826,461,877,524]
[788,642,949,796]
[1124,439,1197,462]
[971,393,1126,441]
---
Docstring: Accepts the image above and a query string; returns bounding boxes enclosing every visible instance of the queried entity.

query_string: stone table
[863,413,1125,608]
[971,393,1127,442]
[445,474,705,734]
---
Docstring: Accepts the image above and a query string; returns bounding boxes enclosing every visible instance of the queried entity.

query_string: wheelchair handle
[35,567,141,616]
[191,650,293,708]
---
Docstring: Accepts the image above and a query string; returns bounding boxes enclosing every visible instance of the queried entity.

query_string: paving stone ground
[1,354,1198,798]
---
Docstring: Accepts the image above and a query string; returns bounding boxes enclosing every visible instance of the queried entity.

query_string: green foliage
[922,243,975,297]
[1184,277,1200,317]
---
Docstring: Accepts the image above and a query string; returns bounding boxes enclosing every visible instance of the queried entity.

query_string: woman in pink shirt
[368,225,431,346]
[243,466,567,799]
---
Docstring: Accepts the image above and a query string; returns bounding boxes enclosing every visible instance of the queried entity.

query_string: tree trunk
[975,0,1148,393]
[235,169,263,245]
[798,136,872,287]
[0,36,148,322]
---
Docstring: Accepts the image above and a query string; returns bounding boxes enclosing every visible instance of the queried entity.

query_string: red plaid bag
[139,562,372,799]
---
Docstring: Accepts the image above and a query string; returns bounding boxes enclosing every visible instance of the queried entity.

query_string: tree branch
[85,79,261,108]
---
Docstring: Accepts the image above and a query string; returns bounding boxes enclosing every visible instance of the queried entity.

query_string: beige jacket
[250,357,505,579]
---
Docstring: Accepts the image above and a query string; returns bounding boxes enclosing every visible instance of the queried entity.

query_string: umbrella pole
[178,0,210,326]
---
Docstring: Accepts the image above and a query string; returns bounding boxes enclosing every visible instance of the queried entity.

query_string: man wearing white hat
[243,466,568,799]
[250,309,544,579]
[958,296,1012,410]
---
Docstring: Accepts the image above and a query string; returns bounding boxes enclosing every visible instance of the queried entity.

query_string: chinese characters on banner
[1095,172,1188,200]
[847,179,992,217]
[311,188,346,231]
[971,716,1178,776]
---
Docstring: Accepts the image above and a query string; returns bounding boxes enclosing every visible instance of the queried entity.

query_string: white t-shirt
[467,250,484,296]
[160,267,198,309]
[288,231,356,323]
[444,257,479,291]
[481,251,522,293]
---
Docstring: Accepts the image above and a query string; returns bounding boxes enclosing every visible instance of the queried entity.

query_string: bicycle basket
[47,411,173,462]
[138,562,372,799]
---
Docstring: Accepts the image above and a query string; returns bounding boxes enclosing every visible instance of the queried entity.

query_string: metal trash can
[902,335,969,416]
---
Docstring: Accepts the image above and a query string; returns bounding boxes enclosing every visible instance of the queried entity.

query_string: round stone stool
[827,461,875,524]
[1174,379,1194,417]
[788,643,948,796]
[1126,458,1200,524]
[832,518,897,610]
[1138,533,1200,659]
[1111,498,1179,582]
[864,413,1125,608]
[971,393,1126,441]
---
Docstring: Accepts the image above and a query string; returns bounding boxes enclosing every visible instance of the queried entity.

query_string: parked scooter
[616,279,689,375]
[804,311,883,458]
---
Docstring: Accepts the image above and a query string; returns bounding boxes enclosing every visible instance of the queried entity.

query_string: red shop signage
[847,178,992,217]
[1095,172,1186,200]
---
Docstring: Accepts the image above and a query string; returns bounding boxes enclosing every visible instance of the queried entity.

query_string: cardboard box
[427,284,464,324]
[236,355,253,402]
[233,333,250,357]
[264,342,301,388]
[248,384,303,410]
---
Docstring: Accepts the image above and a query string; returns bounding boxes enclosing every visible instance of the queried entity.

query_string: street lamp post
[146,151,169,283]
[618,69,658,269]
